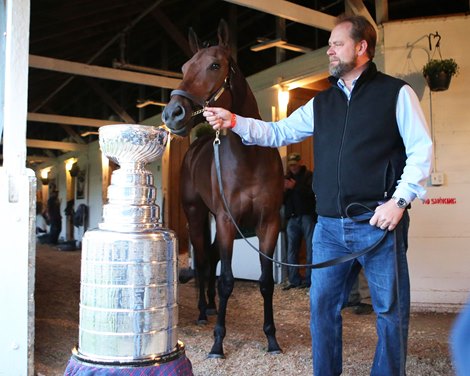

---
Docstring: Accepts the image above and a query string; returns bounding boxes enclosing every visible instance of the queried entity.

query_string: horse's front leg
[208,221,235,358]
[206,239,219,316]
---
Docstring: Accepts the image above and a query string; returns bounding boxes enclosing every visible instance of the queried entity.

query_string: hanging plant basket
[424,71,452,92]
[422,58,459,92]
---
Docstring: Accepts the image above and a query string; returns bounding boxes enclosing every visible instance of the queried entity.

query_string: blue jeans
[451,301,470,376]
[286,215,315,286]
[309,212,410,376]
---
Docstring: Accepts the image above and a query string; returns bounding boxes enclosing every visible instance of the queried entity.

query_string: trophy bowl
[99,124,169,165]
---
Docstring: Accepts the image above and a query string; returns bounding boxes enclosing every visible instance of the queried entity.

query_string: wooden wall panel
[285,87,317,172]
[164,137,190,255]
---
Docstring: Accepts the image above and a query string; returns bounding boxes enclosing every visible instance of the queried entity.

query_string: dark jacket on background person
[284,165,317,220]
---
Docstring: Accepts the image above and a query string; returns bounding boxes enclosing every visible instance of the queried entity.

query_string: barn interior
[2,1,470,375]
[18,0,469,166]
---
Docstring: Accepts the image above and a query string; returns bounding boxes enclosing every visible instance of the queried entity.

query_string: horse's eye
[210,63,220,70]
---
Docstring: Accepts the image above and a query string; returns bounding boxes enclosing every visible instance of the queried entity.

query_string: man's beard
[329,58,356,78]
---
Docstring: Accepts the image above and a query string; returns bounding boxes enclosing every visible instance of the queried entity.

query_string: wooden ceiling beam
[59,124,87,145]
[375,0,389,23]
[27,113,116,128]
[29,54,181,89]
[26,139,88,152]
[150,8,193,58]
[223,0,336,31]
[345,0,379,34]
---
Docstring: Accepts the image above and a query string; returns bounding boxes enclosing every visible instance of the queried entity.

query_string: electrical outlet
[431,172,444,186]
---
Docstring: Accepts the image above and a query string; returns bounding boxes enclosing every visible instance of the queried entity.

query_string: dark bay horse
[162,19,284,358]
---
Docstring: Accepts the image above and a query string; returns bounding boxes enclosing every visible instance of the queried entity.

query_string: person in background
[47,189,62,244]
[346,266,373,315]
[203,14,432,375]
[282,152,317,290]
[36,202,49,244]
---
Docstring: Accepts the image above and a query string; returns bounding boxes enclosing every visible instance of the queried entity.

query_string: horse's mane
[228,60,261,120]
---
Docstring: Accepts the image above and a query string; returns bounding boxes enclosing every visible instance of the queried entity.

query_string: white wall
[383,15,470,310]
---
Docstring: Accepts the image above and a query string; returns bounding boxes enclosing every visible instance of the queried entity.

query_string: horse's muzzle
[162,102,191,136]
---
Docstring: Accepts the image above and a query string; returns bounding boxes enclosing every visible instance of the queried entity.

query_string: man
[47,189,62,244]
[204,14,432,375]
[283,152,317,290]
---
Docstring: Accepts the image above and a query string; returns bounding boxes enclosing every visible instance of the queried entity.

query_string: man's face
[288,162,301,175]
[327,22,359,78]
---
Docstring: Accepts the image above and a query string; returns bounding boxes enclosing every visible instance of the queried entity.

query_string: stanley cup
[75,124,182,364]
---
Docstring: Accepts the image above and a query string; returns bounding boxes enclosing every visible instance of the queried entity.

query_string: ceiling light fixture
[40,168,51,185]
[65,158,79,177]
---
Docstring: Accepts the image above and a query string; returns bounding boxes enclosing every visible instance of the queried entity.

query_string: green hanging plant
[422,58,459,77]
[422,58,459,92]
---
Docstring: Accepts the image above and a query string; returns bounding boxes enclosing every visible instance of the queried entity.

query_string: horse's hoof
[206,308,217,316]
[178,268,195,284]
[197,319,208,325]
[267,349,283,355]
[207,352,225,359]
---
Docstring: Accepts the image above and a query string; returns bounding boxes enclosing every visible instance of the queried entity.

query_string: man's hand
[203,107,232,130]
[284,178,296,190]
[369,199,405,231]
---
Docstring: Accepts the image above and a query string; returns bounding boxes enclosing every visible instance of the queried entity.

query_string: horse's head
[162,19,233,137]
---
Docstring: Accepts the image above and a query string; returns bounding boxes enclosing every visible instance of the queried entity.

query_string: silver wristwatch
[392,196,408,209]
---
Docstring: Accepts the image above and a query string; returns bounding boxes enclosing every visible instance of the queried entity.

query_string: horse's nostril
[173,105,185,120]
[163,104,185,124]
[162,104,186,125]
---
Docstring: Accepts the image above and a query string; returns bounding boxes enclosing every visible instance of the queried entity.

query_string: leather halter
[170,73,230,117]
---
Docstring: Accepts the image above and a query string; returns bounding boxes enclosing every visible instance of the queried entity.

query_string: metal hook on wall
[427,31,442,59]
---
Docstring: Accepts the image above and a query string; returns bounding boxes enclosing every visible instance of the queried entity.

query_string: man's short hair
[335,14,377,60]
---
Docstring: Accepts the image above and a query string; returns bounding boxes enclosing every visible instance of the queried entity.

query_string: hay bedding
[178,279,454,376]
[34,245,455,376]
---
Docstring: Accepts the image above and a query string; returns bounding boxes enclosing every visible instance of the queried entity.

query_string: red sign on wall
[423,197,457,205]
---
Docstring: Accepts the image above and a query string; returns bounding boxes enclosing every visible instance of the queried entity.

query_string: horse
[162,19,284,359]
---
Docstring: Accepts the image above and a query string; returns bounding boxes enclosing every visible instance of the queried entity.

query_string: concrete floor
[34,243,457,375]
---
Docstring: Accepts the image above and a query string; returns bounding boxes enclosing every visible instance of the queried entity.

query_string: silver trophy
[75,124,182,365]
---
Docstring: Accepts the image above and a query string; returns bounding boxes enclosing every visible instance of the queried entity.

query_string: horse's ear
[217,19,230,48]
[188,27,201,54]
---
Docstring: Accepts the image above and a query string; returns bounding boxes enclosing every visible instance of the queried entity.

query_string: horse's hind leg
[186,206,212,324]
[259,255,282,354]
[258,223,282,354]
